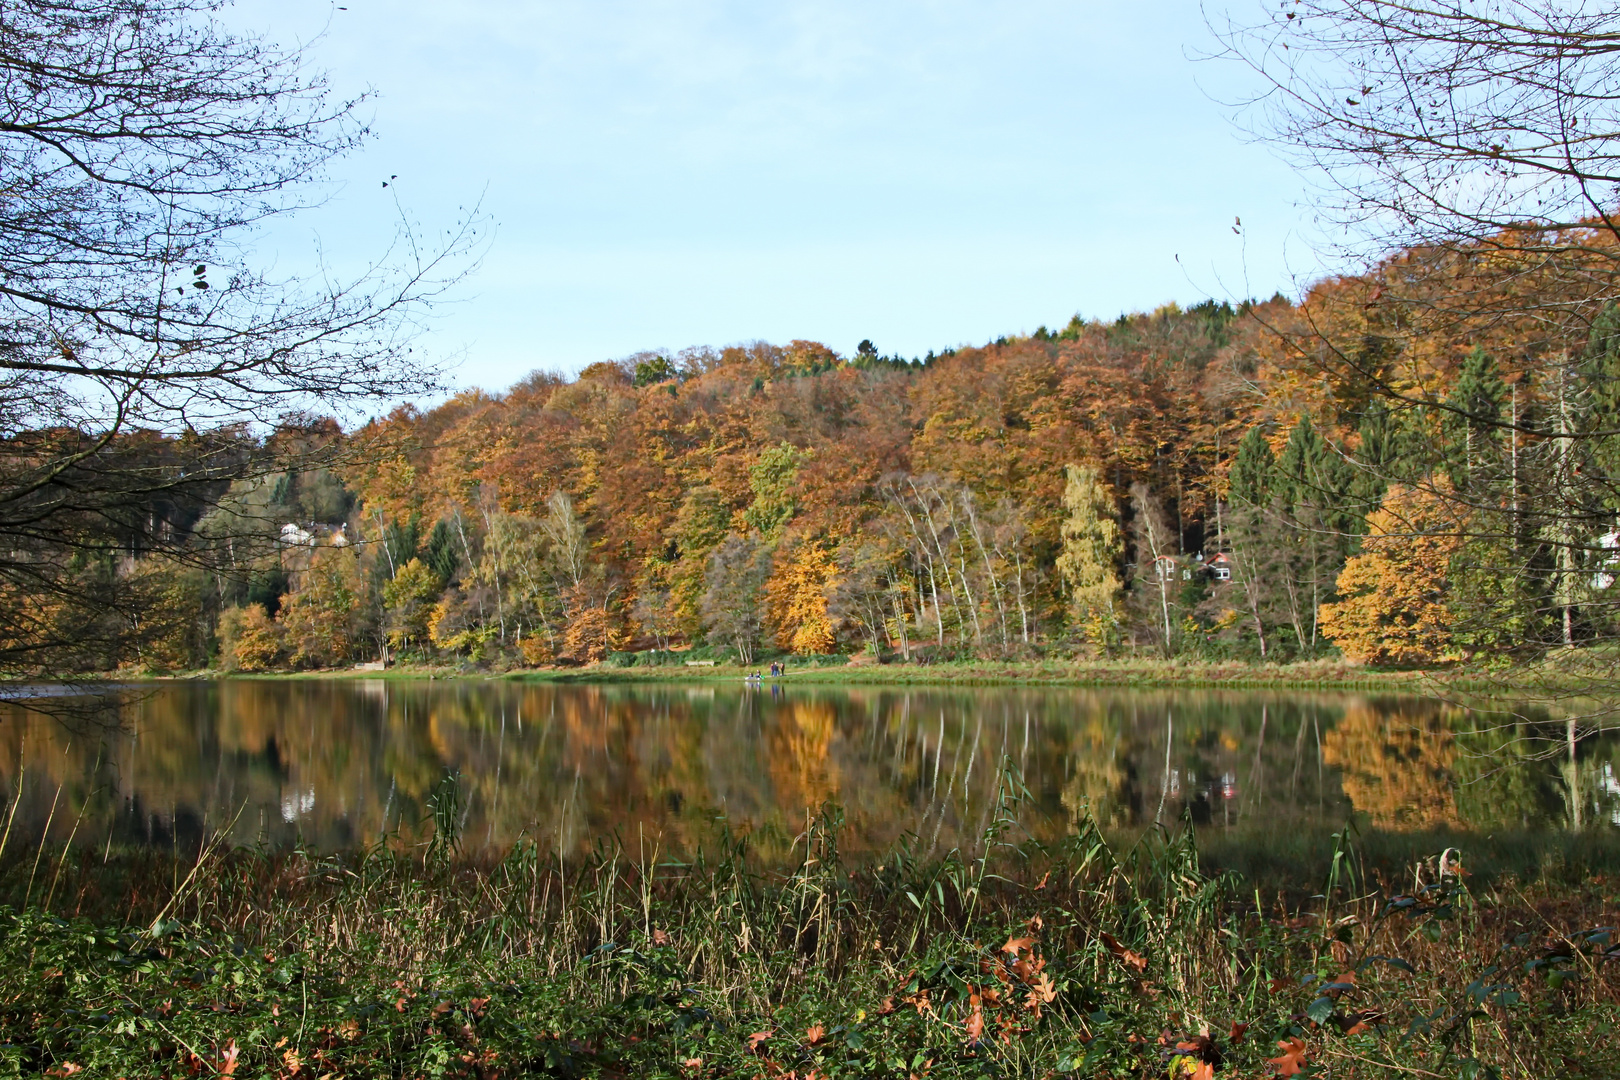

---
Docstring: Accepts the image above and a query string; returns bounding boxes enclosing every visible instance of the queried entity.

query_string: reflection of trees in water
[0,684,1613,859]
[1321,700,1608,832]
[767,700,837,812]
[1323,702,1460,829]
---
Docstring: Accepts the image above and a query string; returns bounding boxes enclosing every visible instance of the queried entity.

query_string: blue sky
[227,1,1316,393]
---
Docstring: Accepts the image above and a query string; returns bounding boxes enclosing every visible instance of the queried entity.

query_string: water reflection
[0,680,1614,857]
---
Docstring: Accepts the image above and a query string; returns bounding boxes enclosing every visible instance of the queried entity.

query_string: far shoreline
[71,656,1577,696]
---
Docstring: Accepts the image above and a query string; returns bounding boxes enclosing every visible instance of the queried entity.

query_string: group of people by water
[744,661,788,684]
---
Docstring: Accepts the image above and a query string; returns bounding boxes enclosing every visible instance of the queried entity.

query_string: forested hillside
[17,231,1620,673]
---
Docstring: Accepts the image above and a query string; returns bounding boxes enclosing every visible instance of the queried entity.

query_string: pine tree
[1229,426,1275,506]
[1580,303,1620,496]
[1054,464,1123,648]
[1444,347,1506,485]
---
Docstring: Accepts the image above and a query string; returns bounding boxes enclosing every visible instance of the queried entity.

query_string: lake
[0,679,1615,859]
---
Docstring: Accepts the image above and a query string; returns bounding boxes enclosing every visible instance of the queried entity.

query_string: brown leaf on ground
[1268,1037,1309,1076]
[1100,931,1148,972]
[805,1024,826,1046]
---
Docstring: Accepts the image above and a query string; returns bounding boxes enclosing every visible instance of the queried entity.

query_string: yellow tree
[1054,463,1123,648]
[1318,484,1464,664]
[279,549,365,668]
[766,541,837,654]
[382,557,442,654]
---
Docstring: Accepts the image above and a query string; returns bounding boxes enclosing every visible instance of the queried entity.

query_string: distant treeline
[18,232,1620,673]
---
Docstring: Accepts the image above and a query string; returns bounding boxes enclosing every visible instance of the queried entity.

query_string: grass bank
[470,657,1468,692]
[2,806,1615,1078]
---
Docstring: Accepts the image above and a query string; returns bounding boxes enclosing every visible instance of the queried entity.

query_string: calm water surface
[0,680,1616,858]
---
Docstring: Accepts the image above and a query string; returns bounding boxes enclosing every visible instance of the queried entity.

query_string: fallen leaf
[1171,1057,1214,1080]
[680,1057,703,1071]
[965,1006,985,1041]
[805,1024,826,1045]
[746,1030,772,1051]
[1268,1037,1308,1076]
[653,928,670,945]
[1002,935,1036,955]
[216,1041,240,1076]
[1228,1021,1249,1044]
[1100,932,1148,973]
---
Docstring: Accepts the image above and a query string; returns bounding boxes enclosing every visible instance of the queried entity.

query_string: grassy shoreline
[2,812,1614,1078]
[85,657,1537,694]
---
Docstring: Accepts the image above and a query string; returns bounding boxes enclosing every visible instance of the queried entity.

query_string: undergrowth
[0,775,1614,1078]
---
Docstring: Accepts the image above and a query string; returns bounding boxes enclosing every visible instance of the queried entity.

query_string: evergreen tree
[1579,303,1620,500]
[423,520,460,585]
[1444,347,1506,485]
[1269,417,1358,654]
[1229,426,1275,506]
[1352,404,1398,513]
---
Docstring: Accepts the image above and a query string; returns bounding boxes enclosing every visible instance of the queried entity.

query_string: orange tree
[1318,483,1465,664]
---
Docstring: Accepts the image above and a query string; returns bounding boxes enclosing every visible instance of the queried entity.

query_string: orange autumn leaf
[1268,1037,1309,1076]
[1002,935,1036,955]
[804,1024,826,1046]
[746,1031,772,1051]
[1100,931,1148,973]
[964,1006,985,1041]
[1172,1058,1214,1080]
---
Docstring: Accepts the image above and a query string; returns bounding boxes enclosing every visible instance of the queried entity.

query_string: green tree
[1444,347,1506,485]
[1229,426,1276,507]
[1580,303,1620,497]
[1272,417,1359,653]
[742,443,806,539]
[423,520,460,585]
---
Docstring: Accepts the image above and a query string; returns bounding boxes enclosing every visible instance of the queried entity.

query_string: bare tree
[0,0,476,674]
[700,534,770,665]
[1130,483,1178,657]
[1217,1,1620,260]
